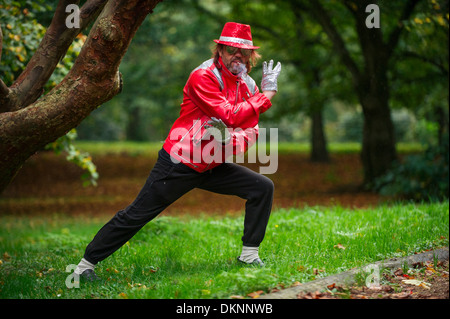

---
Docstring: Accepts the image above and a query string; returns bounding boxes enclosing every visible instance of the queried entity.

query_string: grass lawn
[73,141,425,156]
[0,201,448,299]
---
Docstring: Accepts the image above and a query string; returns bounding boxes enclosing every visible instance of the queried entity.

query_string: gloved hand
[261,60,282,92]
[204,117,231,144]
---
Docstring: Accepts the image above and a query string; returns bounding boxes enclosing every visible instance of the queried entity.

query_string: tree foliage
[0,0,48,85]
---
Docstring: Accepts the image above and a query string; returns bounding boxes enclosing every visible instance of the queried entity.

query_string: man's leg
[79,149,201,269]
[198,163,274,264]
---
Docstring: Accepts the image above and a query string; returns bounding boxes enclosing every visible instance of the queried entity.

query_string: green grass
[0,202,448,299]
[73,141,425,156]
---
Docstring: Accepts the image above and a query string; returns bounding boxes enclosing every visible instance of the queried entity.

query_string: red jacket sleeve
[186,69,272,129]
[225,125,259,156]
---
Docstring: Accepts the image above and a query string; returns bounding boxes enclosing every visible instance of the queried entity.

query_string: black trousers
[84,148,274,264]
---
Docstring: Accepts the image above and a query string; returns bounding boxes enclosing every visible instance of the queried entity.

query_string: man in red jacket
[74,22,282,281]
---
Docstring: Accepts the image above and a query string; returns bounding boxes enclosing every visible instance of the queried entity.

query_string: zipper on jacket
[180,118,200,142]
[234,81,240,106]
[192,120,206,142]
[234,81,242,114]
[192,120,209,145]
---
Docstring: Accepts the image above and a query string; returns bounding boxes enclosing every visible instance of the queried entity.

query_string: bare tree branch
[0,24,3,63]
[0,79,8,97]
[0,79,10,112]
[306,0,362,85]
[398,50,449,76]
[0,25,11,112]
[386,0,422,59]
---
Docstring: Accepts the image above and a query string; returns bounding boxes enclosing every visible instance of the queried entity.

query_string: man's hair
[212,44,261,73]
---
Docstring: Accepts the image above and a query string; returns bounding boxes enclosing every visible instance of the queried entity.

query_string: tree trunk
[127,106,147,141]
[310,109,329,162]
[360,94,397,185]
[435,104,449,148]
[0,0,162,194]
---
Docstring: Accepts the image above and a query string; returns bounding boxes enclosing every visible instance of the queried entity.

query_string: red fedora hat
[214,22,260,49]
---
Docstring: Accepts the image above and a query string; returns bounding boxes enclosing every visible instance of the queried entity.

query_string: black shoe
[237,256,265,267]
[80,269,100,282]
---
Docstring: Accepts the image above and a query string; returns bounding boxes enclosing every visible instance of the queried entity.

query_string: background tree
[298,0,415,184]
[285,0,448,185]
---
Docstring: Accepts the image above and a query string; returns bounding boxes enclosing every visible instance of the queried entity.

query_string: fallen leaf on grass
[402,279,431,289]
[425,267,436,276]
[425,270,435,276]
[313,268,324,275]
[270,288,280,293]
[367,285,382,291]
[333,243,346,250]
[230,295,245,299]
[247,290,264,298]
[382,285,394,293]
[296,264,306,272]
[394,268,403,276]
[128,282,150,291]
[418,283,431,289]
[350,294,369,299]
[327,283,336,290]
[106,267,119,274]
[391,291,412,299]
[298,291,330,299]
[119,292,128,299]
[2,252,11,261]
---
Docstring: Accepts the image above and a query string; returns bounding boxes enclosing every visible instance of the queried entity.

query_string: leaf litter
[296,259,448,299]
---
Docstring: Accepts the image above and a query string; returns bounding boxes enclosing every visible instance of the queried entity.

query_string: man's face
[219,45,252,75]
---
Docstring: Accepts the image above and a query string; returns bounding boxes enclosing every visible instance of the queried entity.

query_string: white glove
[261,60,282,92]
[204,117,231,144]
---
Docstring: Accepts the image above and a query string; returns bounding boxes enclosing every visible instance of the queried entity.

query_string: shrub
[374,136,449,201]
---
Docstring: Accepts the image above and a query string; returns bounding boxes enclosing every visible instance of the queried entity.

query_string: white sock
[238,246,260,263]
[74,258,95,275]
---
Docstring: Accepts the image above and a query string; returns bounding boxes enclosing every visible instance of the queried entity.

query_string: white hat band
[218,36,253,46]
